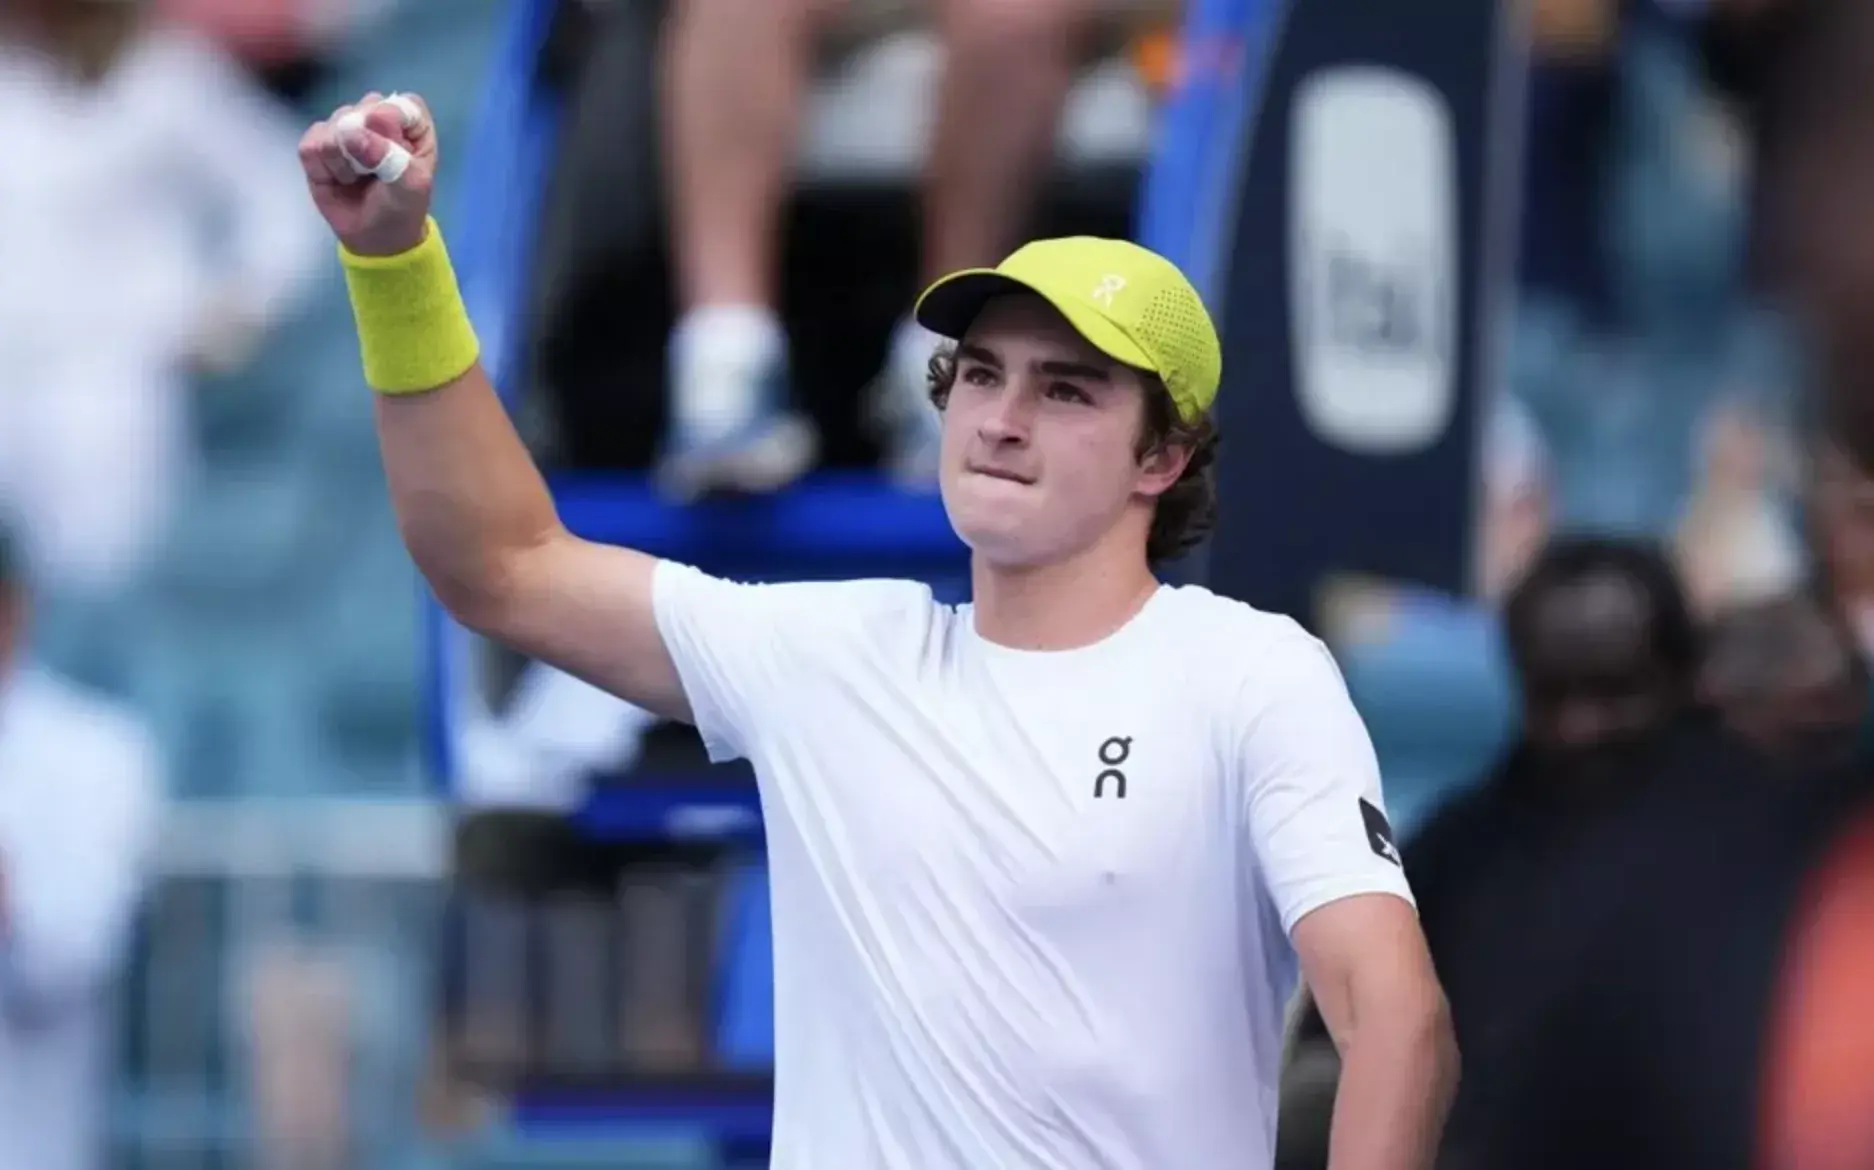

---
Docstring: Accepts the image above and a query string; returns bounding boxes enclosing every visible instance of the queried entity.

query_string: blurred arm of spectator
[164,29,325,375]
[0,685,162,1019]
[1673,401,1805,617]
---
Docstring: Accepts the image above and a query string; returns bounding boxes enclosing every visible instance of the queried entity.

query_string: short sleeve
[652,561,916,764]
[1237,631,1417,934]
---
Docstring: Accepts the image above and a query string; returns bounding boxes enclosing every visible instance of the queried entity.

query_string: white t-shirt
[654,562,1415,1170]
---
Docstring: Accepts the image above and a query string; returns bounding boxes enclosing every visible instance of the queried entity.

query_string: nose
[975,382,1033,446]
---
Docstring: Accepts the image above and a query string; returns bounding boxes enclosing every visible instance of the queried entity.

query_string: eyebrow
[955,343,1112,383]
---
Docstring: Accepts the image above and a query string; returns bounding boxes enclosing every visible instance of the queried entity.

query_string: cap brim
[913,270,1153,372]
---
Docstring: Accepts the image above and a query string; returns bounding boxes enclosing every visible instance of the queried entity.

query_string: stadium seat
[714,863,775,1070]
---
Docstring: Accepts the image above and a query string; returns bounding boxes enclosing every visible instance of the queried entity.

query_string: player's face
[937,296,1181,569]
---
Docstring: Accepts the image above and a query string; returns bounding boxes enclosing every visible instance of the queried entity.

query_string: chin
[944,501,1038,565]
[950,508,1027,560]
[952,512,1096,571]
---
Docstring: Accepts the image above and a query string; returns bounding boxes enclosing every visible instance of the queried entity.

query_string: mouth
[967,465,1035,485]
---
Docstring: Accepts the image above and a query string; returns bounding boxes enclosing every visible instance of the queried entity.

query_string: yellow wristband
[339,218,482,395]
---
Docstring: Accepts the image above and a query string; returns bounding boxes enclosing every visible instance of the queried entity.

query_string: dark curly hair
[926,344,1220,565]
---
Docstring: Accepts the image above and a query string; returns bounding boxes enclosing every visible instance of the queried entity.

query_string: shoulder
[1154,585,1347,711]
[655,561,950,653]
[658,561,941,620]
[1155,585,1326,666]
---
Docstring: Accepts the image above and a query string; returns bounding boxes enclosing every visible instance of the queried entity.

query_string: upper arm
[488,538,882,761]
[483,534,694,724]
[1239,629,1417,933]
[1291,893,1444,1052]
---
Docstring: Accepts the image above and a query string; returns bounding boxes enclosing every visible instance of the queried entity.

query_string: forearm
[345,223,564,625]
[1326,1002,1459,1170]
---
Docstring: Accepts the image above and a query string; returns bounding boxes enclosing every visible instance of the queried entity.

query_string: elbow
[422,534,551,641]
[428,561,520,639]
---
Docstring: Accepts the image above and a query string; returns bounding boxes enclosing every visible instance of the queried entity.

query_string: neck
[970,535,1161,651]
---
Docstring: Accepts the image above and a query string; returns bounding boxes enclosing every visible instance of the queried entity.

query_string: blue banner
[1166,0,1526,621]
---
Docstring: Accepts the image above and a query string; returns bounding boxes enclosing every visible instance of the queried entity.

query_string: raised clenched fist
[298,91,438,257]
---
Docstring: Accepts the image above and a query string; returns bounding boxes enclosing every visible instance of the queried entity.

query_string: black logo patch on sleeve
[1360,798,1401,867]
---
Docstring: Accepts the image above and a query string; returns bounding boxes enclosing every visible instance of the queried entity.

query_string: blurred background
[3,0,1874,1167]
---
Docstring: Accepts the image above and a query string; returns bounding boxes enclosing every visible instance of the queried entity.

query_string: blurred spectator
[1672,400,1804,615]
[1492,537,1701,774]
[154,0,377,103]
[656,0,1135,498]
[1701,593,1868,770]
[0,525,164,1170]
[1519,0,1620,322]
[0,0,321,602]
[1512,0,1790,543]
[1760,784,1874,1170]
[1700,0,1874,473]
[1474,396,1555,605]
[1284,536,1800,1170]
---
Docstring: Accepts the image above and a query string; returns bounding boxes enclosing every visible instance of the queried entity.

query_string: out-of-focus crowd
[2,0,1874,1168]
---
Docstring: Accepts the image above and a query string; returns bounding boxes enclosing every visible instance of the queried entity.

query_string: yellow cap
[913,237,1223,422]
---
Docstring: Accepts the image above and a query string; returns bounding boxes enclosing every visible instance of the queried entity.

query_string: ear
[1135,439,1193,499]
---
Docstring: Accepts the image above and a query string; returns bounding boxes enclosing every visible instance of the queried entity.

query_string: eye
[960,364,999,387]
[1046,382,1093,404]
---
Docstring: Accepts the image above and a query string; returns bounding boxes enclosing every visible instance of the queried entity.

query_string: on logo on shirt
[1094,736,1132,799]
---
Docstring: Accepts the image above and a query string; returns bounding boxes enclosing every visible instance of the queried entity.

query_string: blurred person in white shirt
[0,0,322,594]
[0,524,164,1170]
